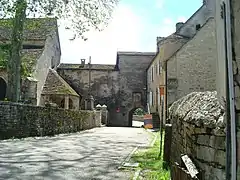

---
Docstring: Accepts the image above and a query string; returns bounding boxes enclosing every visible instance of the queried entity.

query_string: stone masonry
[57,52,155,127]
[168,91,226,180]
[0,101,101,140]
[167,17,217,105]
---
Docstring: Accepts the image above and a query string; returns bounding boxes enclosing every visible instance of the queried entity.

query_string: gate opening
[128,107,146,127]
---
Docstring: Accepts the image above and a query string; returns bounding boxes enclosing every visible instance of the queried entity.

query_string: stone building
[0,18,61,104]
[167,17,217,106]
[57,61,119,110]
[146,0,216,125]
[115,52,155,126]
[57,52,155,126]
[147,34,189,125]
[41,68,79,110]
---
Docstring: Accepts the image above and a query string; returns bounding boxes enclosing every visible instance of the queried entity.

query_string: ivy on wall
[0,44,33,78]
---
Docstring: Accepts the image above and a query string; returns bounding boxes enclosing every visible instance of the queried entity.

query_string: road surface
[0,127,152,180]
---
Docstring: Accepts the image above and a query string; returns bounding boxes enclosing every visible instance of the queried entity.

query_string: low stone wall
[0,101,101,140]
[168,91,226,180]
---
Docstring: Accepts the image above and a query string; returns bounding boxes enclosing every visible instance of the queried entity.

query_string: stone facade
[57,63,119,111]
[147,35,188,125]
[167,18,217,106]
[116,52,155,126]
[58,52,155,126]
[0,18,61,105]
[0,101,101,140]
[146,1,216,126]
[168,91,226,180]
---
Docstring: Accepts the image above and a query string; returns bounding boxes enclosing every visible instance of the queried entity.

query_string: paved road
[0,127,152,180]
[132,121,144,127]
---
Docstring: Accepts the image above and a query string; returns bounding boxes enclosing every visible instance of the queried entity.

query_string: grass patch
[131,131,170,180]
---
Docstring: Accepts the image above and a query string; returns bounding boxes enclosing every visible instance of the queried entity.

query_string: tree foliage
[0,0,119,40]
[0,0,118,102]
[134,108,146,116]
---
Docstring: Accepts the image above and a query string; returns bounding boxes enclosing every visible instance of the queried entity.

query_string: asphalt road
[0,126,151,180]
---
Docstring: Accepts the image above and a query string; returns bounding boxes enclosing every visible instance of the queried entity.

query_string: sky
[58,0,202,65]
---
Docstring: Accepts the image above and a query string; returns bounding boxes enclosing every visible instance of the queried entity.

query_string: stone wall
[0,101,101,140]
[168,91,226,180]
[57,65,119,111]
[167,18,217,107]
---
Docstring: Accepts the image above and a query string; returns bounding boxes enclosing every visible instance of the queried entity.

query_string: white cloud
[59,5,145,64]
[156,0,165,9]
[163,18,173,25]
[177,16,187,23]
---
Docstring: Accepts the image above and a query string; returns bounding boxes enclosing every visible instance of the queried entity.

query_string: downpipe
[224,0,237,179]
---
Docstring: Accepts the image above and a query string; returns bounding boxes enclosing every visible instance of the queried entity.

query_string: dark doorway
[128,107,145,127]
[0,77,7,100]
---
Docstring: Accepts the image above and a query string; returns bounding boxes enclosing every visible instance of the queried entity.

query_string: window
[151,66,154,81]
[157,62,159,75]
[159,61,163,74]
[156,63,158,76]
[149,91,153,106]
[133,92,141,102]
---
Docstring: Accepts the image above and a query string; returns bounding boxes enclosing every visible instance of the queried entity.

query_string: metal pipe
[225,0,237,179]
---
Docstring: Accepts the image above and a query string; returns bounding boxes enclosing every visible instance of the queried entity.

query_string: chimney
[81,59,85,65]
[176,22,184,31]
[156,37,164,52]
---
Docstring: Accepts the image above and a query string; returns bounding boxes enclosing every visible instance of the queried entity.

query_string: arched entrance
[128,107,146,127]
[0,77,7,101]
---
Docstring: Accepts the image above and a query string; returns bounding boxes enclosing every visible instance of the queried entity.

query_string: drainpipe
[165,61,168,124]
[224,0,237,179]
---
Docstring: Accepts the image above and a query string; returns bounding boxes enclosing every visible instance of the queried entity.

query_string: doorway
[0,77,7,101]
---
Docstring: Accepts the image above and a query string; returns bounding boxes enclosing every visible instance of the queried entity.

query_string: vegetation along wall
[0,101,101,140]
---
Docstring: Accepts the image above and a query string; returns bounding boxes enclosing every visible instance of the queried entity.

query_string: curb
[132,130,158,180]
[118,129,158,179]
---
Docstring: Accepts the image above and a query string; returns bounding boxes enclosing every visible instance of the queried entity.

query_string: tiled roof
[58,63,116,70]
[0,18,57,41]
[42,68,79,96]
[21,49,43,73]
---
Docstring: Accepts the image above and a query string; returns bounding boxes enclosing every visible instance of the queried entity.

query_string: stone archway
[0,77,7,100]
[128,106,145,127]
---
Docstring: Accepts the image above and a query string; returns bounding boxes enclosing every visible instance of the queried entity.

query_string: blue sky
[59,0,202,64]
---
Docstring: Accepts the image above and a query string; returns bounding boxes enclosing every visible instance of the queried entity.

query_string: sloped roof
[147,34,189,70]
[58,63,116,70]
[21,49,43,73]
[166,17,214,62]
[42,68,79,97]
[157,33,189,46]
[0,18,57,41]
